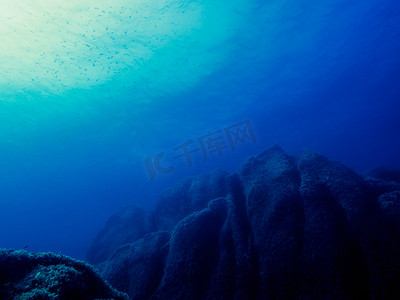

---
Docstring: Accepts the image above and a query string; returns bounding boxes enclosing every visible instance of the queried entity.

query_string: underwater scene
[1,0,400,299]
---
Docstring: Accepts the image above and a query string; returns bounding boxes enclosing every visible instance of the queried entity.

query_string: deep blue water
[0,0,399,259]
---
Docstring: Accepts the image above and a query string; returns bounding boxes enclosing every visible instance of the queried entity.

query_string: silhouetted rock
[99,231,170,300]
[363,176,400,198]
[86,205,152,264]
[378,191,400,223]
[298,150,370,299]
[152,198,227,300]
[87,146,400,300]
[153,169,229,231]
[238,145,304,299]
[0,249,128,300]
[365,166,400,183]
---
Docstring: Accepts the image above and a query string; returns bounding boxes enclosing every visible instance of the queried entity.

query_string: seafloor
[2,146,400,299]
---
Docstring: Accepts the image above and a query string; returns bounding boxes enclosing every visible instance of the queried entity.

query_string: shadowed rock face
[86,205,153,265]
[152,169,229,231]
[88,145,400,300]
[99,231,171,300]
[238,146,304,299]
[365,166,400,184]
[0,249,128,300]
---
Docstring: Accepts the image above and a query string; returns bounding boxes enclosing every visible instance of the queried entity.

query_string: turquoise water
[0,0,399,258]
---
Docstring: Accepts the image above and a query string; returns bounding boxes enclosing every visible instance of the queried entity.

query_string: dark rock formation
[0,249,128,300]
[87,205,152,264]
[297,150,371,299]
[88,145,400,299]
[152,198,227,299]
[100,231,170,300]
[238,146,304,299]
[365,166,400,183]
[152,169,229,231]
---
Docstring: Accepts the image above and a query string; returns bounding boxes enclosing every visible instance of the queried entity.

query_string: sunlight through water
[0,0,246,102]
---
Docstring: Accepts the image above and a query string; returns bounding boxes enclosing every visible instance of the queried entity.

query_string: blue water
[0,0,399,259]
